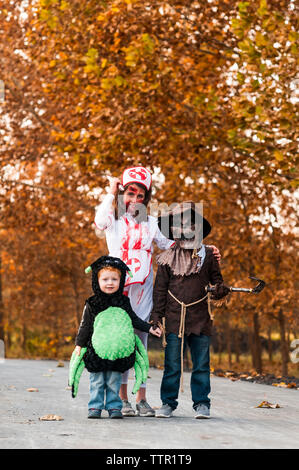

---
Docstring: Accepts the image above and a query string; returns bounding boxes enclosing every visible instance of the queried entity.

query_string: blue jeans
[88,370,122,411]
[161,333,211,410]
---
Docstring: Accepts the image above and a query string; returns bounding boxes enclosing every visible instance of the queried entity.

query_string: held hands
[149,326,162,338]
[74,345,81,356]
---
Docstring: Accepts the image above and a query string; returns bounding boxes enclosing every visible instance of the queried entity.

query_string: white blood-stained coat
[94,194,174,386]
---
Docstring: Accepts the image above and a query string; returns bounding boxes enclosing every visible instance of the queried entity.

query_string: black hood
[85,255,131,298]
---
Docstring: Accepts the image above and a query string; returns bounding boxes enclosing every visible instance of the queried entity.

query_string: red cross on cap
[122,167,152,191]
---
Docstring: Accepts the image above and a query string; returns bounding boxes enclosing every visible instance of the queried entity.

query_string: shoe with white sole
[108,409,123,419]
[135,399,155,417]
[194,404,210,419]
[121,400,135,417]
[155,403,173,418]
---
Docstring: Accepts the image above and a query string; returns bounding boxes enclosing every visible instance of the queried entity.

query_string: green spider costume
[69,256,150,398]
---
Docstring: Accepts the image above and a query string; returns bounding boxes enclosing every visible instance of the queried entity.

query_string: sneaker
[121,400,135,417]
[108,409,123,419]
[194,404,210,419]
[135,399,155,417]
[88,409,102,419]
[155,404,173,418]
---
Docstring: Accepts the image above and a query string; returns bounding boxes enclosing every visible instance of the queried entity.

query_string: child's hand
[74,346,81,356]
[149,326,162,338]
[211,283,230,300]
[108,177,121,196]
[209,245,221,263]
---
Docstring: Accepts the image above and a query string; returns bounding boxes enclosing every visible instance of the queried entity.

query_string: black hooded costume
[75,256,151,373]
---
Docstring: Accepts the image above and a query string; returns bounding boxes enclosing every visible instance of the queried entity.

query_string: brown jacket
[151,247,227,336]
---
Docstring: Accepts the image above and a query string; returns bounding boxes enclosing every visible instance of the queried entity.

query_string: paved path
[0,359,298,449]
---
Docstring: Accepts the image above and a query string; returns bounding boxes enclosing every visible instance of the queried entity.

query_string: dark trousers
[160,333,211,410]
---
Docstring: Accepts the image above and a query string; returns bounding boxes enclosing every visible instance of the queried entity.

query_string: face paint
[172,221,202,249]
[127,185,138,193]
[124,184,145,210]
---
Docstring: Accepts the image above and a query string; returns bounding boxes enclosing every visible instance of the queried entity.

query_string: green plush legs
[132,350,147,394]
[69,326,150,396]
[69,347,87,398]
[132,335,149,394]
[135,335,149,369]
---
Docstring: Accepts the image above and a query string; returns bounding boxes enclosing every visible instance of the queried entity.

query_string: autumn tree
[0,158,107,356]
[0,0,297,375]
[229,0,298,190]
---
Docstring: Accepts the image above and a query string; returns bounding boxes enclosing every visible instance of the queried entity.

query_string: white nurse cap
[122,167,152,191]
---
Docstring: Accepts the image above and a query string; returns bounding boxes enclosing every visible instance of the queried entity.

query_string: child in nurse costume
[94,166,221,417]
[94,167,174,416]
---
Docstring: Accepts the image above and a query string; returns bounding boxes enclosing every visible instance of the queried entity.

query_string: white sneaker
[121,400,135,416]
[135,399,155,417]
[155,404,173,418]
[194,404,210,419]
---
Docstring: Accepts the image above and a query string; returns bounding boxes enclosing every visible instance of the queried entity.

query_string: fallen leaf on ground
[255,400,281,409]
[272,382,287,387]
[273,382,298,389]
[26,388,39,392]
[39,414,64,421]
[287,382,297,388]
[56,361,64,367]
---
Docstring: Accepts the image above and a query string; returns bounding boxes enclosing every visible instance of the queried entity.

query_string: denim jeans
[88,370,122,411]
[160,333,211,410]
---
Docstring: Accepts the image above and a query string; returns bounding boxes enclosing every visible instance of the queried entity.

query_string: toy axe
[206,276,266,294]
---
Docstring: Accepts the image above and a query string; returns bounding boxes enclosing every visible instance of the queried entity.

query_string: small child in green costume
[70,256,161,419]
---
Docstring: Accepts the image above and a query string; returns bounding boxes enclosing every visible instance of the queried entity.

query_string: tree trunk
[69,271,82,330]
[225,320,232,368]
[253,313,262,374]
[217,330,223,365]
[267,327,273,364]
[0,254,5,341]
[278,308,289,376]
[21,321,27,354]
[234,329,240,364]
[248,328,256,370]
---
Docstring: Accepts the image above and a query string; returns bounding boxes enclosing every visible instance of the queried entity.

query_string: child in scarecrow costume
[151,202,230,419]
[69,255,161,419]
